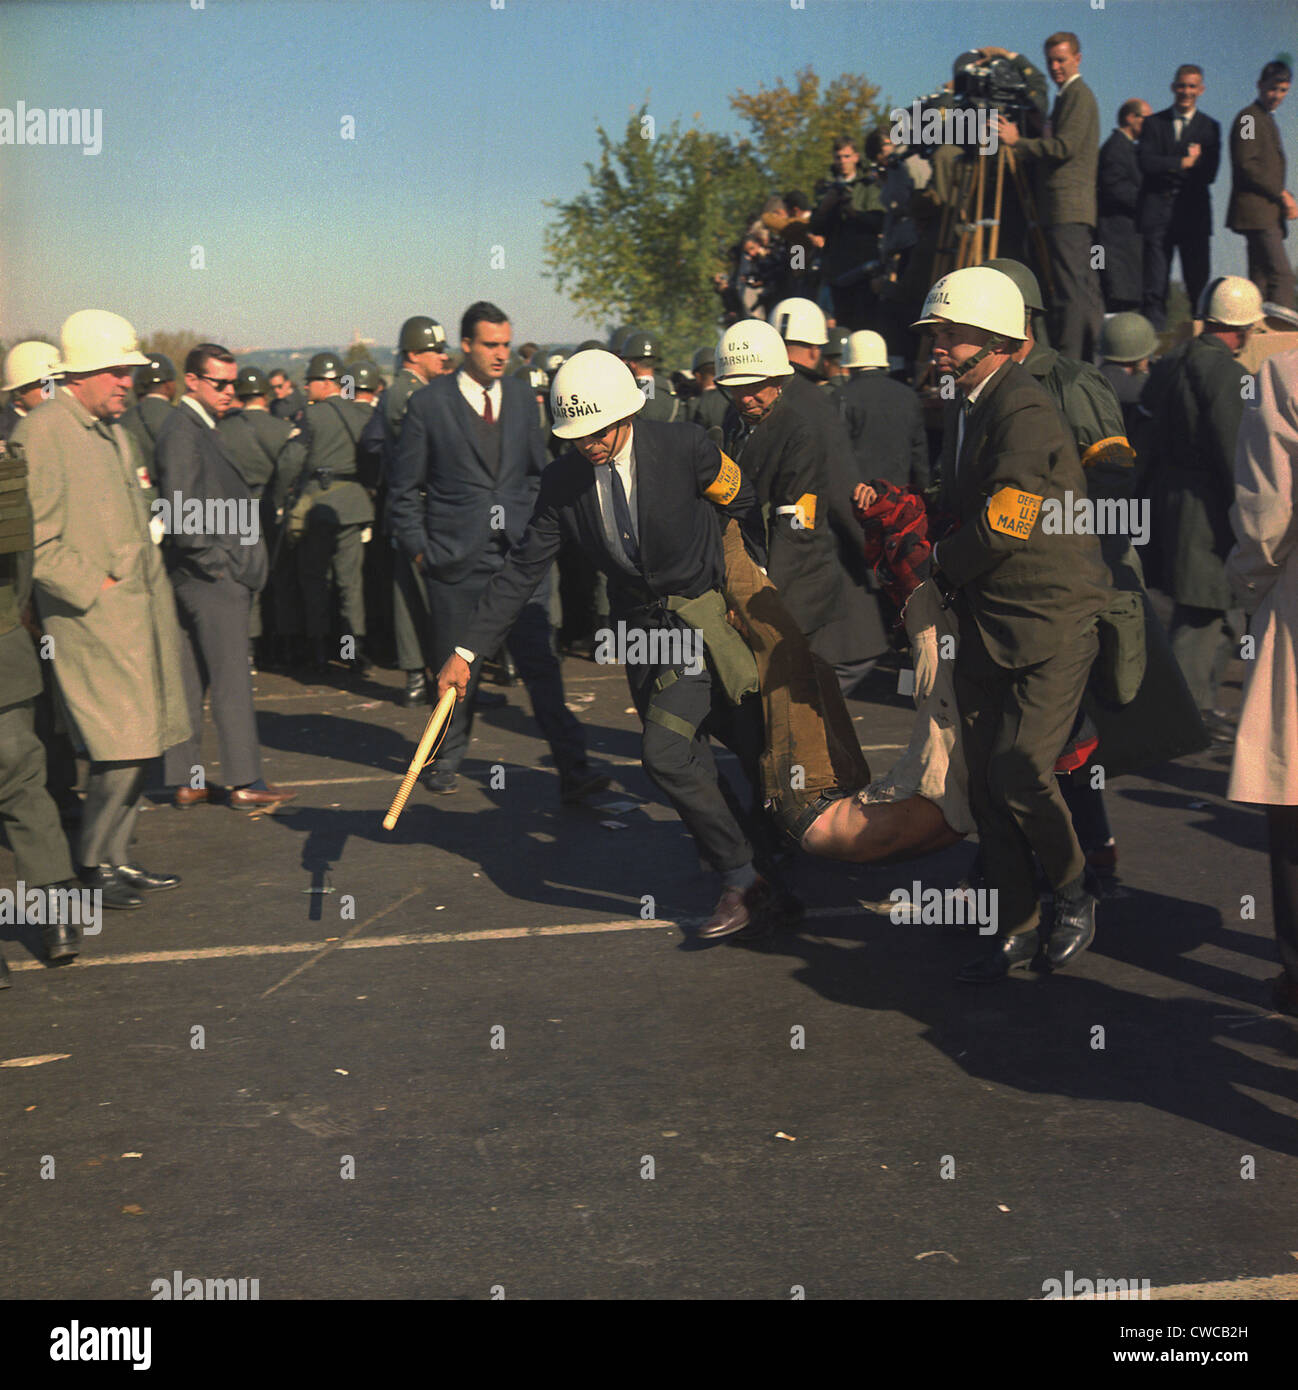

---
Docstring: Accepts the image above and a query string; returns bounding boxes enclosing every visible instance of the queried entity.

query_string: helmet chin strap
[955,337,1015,384]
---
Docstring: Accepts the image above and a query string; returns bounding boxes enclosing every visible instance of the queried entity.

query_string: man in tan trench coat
[12,311,190,911]
[1227,347,1298,1017]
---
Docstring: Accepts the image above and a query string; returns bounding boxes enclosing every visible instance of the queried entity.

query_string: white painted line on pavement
[5,906,872,973]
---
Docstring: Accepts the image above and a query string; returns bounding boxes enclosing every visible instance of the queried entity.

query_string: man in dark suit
[436,349,778,939]
[995,31,1104,361]
[268,369,305,424]
[1097,98,1150,312]
[1226,59,1296,311]
[156,345,294,814]
[837,329,928,489]
[1139,65,1222,329]
[917,267,1112,981]
[388,302,604,802]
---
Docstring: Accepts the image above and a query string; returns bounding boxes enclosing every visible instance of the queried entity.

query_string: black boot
[400,670,427,707]
[957,930,1040,983]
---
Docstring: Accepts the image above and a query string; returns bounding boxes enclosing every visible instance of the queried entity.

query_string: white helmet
[1198,276,1264,327]
[842,330,889,370]
[771,297,828,346]
[715,320,794,386]
[3,340,61,393]
[911,266,1026,342]
[55,310,150,375]
[550,349,645,439]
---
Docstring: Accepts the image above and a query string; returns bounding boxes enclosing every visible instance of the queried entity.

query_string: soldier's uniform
[276,358,375,668]
[0,435,78,978]
[620,329,681,423]
[379,365,436,682]
[689,387,729,441]
[218,379,290,652]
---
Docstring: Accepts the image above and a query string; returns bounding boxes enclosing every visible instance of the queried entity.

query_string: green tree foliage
[543,68,891,366]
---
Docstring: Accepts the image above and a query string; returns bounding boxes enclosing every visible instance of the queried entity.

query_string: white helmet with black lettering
[715,320,794,386]
[549,349,645,438]
[911,266,1026,342]
[1198,276,1264,328]
[842,329,889,370]
[771,297,829,346]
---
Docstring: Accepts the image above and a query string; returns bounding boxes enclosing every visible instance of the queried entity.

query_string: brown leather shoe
[697,876,772,940]
[174,786,210,808]
[228,785,298,811]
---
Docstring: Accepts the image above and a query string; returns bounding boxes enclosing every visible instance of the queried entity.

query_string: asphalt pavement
[2,649,1296,1308]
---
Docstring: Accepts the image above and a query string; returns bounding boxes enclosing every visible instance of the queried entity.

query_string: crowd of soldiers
[1,35,1296,1013]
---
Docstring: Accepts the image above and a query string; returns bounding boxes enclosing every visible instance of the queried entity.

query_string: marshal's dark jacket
[387,371,544,584]
[464,419,765,659]
[934,360,1111,668]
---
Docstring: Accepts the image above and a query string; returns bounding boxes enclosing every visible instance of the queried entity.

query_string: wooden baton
[382,687,457,830]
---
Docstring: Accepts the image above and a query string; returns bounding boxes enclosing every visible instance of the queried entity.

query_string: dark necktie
[610,464,640,569]
[483,388,494,424]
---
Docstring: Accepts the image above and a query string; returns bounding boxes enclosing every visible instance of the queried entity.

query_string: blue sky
[1,0,1294,351]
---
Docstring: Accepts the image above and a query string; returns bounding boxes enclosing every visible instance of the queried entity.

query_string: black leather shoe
[559,766,612,805]
[698,876,774,940]
[1043,891,1097,970]
[0,951,11,989]
[348,644,372,676]
[78,864,143,910]
[400,671,427,707]
[42,920,81,962]
[114,863,181,892]
[421,769,458,795]
[957,930,1040,983]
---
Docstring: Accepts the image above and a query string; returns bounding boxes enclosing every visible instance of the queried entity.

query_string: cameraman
[810,135,886,330]
[994,31,1104,361]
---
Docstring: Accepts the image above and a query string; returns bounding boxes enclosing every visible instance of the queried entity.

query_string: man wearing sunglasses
[155,344,295,814]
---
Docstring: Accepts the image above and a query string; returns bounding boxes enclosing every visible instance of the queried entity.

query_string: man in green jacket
[919,267,1112,981]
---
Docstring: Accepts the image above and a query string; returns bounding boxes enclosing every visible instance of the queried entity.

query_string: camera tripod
[914,141,1053,386]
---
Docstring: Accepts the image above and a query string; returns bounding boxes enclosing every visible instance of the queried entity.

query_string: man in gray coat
[156,345,294,814]
[996,31,1104,360]
[13,311,190,910]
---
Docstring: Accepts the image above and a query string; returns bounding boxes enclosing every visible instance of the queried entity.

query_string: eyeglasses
[198,375,238,391]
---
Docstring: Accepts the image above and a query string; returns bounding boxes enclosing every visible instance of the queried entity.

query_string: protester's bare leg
[801,792,964,863]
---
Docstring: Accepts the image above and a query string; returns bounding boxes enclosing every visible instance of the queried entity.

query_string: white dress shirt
[457,369,501,420]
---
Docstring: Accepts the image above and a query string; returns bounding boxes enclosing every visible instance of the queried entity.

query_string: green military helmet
[1100,312,1159,364]
[824,326,851,361]
[346,360,382,393]
[398,315,448,354]
[578,338,605,352]
[234,365,272,399]
[983,257,1049,344]
[984,258,1043,312]
[134,353,175,392]
[692,345,716,372]
[541,348,567,375]
[305,351,345,381]
[620,328,662,363]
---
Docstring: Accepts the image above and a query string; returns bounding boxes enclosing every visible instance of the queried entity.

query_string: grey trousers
[0,696,74,885]
[1243,226,1296,311]
[78,761,146,869]
[1046,223,1104,361]
[165,571,262,789]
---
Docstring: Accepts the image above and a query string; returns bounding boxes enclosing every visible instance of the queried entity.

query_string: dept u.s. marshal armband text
[986,486,1042,539]
[703,452,742,506]
[1080,435,1136,469]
